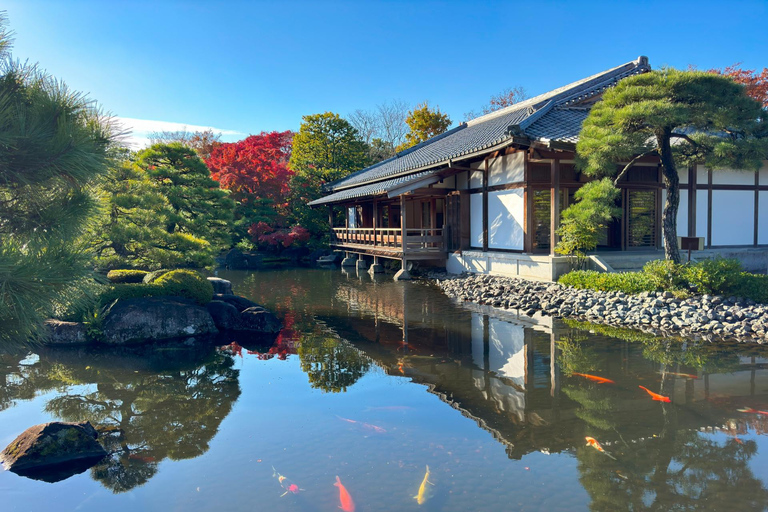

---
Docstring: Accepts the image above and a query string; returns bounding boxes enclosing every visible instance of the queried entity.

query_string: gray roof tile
[314,56,650,204]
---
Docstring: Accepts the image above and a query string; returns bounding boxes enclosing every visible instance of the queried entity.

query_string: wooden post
[523,153,533,253]
[373,199,378,247]
[482,159,489,252]
[328,205,334,241]
[400,194,408,263]
[688,166,696,237]
[550,159,560,256]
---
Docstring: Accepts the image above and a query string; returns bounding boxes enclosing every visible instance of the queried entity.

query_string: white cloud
[115,117,244,149]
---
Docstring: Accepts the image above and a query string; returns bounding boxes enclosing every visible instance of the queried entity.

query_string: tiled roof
[314,56,650,204]
[308,171,433,206]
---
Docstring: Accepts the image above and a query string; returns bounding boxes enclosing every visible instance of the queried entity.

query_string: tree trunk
[658,130,682,263]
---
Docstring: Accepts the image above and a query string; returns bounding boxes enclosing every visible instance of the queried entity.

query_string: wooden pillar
[400,194,408,266]
[482,159,489,252]
[707,169,713,248]
[328,205,334,240]
[755,171,760,246]
[373,199,378,247]
[523,153,533,253]
[688,166,696,237]
[550,159,560,256]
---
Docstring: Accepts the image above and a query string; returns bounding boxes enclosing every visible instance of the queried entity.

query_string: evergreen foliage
[288,112,369,238]
[575,68,768,263]
[94,144,234,269]
[0,13,116,344]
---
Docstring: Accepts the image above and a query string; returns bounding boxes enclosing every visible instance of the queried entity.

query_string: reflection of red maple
[219,341,244,358]
[247,313,298,360]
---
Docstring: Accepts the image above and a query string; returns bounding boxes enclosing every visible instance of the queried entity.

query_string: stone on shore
[239,307,282,334]
[1,421,107,481]
[43,320,88,345]
[101,297,218,345]
[207,277,233,295]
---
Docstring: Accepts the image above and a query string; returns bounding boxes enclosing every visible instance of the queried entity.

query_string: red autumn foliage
[205,131,294,204]
[709,64,768,108]
[248,223,310,248]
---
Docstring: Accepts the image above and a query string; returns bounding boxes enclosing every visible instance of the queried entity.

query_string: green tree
[94,144,234,269]
[397,101,452,152]
[0,14,116,344]
[576,68,768,263]
[288,112,368,238]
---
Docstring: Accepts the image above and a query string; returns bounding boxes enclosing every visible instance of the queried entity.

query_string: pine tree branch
[613,149,659,185]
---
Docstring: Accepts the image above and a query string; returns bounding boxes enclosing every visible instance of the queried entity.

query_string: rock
[224,249,262,270]
[43,320,88,346]
[207,277,233,295]
[281,246,310,263]
[1,421,106,480]
[213,293,262,313]
[206,300,241,330]
[238,307,282,334]
[101,297,218,345]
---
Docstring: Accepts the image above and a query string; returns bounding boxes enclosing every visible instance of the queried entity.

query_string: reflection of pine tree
[577,404,768,511]
[297,334,372,393]
[33,346,241,493]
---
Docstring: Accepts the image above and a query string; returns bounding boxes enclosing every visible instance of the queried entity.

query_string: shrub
[106,269,149,284]
[733,273,768,304]
[153,269,214,305]
[142,269,171,284]
[642,259,687,290]
[683,257,743,295]
[97,283,168,306]
[558,270,657,294]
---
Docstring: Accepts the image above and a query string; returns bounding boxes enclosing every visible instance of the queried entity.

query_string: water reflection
[232,268,768,510]
[1,342,240,492]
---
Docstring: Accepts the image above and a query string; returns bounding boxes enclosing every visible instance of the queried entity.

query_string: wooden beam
[482,158,489,252]
[707,169,713,248]
[400,194,408,264]
[550,159,560,256]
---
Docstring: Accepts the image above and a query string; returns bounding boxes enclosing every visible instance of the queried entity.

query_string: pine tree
[0,13,116,343]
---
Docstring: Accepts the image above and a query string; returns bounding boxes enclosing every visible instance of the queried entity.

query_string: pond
[3,267,768,511]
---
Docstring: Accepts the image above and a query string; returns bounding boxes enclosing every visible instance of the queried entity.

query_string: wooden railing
[332,227,444,252]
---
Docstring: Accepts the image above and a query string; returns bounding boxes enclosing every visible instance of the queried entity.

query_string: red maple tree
[206,131,294,204]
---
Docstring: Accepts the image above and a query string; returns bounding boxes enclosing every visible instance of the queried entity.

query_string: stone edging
[430,272,768,343]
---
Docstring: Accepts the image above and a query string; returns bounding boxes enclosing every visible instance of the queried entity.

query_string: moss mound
[99,270,213,306]
[106,269,149,284]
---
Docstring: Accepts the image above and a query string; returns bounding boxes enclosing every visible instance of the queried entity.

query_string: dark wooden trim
[400,194,407,262]
[550,159,560,256]
[755,172,760,246]
[372,199,378,247]
[469,246,525,254]
[468,182,525,194]
[655,186,662,249]
[688,166,696,237]
[482,159,489,252]
[707,169,713,248]
[523,154,533,253]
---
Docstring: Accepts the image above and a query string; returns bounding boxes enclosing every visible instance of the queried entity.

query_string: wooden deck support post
[394,194,411,280]
[550,159,560,256]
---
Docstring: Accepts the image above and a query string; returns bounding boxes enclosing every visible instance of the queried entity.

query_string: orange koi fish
[572,373,616,384]
[639,385,671,403]
[738,407,768,416]
[128,453,156,463]
[585,436,617,460]
[334,476,355,512]
[272,466,303,497]
[337,416,387,434]
[660,371,698,379]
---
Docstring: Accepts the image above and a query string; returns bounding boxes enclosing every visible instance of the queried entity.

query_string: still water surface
[3,268,768,511]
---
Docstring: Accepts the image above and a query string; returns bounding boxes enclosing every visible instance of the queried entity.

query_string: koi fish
[639,385,671,403]
[737,407,768,416]
[337,416,387,434]
[414,465,434,505]
[572,373,616,384]
[272,466,303,497]
[660,371,698,379]
[585,437,616,460]
[128,454,156,463]
[334,476,355,512]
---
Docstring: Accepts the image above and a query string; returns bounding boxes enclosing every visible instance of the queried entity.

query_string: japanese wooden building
[310,56,768,280]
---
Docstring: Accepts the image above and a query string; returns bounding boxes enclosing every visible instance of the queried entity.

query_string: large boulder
[224,249,262,270]
[206,300,241,330]
[240,307,282,334]
[101,297,218,345]
[43,320,88,346]
[207,277,233,295]
[282,246,310,263]
[213,293,262,313]
[1,421,107,481]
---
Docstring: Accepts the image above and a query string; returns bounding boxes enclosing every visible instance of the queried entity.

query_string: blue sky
[5,0,767,146]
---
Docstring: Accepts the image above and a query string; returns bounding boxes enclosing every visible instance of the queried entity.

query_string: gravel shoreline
[431,272,768,343]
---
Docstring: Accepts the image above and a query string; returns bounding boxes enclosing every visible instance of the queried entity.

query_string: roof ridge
[466,56,649,127]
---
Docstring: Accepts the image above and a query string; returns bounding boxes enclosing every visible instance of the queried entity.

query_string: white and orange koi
[585,436,616,460]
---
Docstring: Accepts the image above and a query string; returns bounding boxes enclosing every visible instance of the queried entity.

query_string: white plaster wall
[712,168,757,185]
[488,318,525,385]
[711,190,754,246]
[488,189,524,250]
[760,161,768,185]
[696,165,709,185]
[696,190,709,240]
[488,152,525,187]
[759,191,768,244]
[470,193,484,247]
[431,175,455,188]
